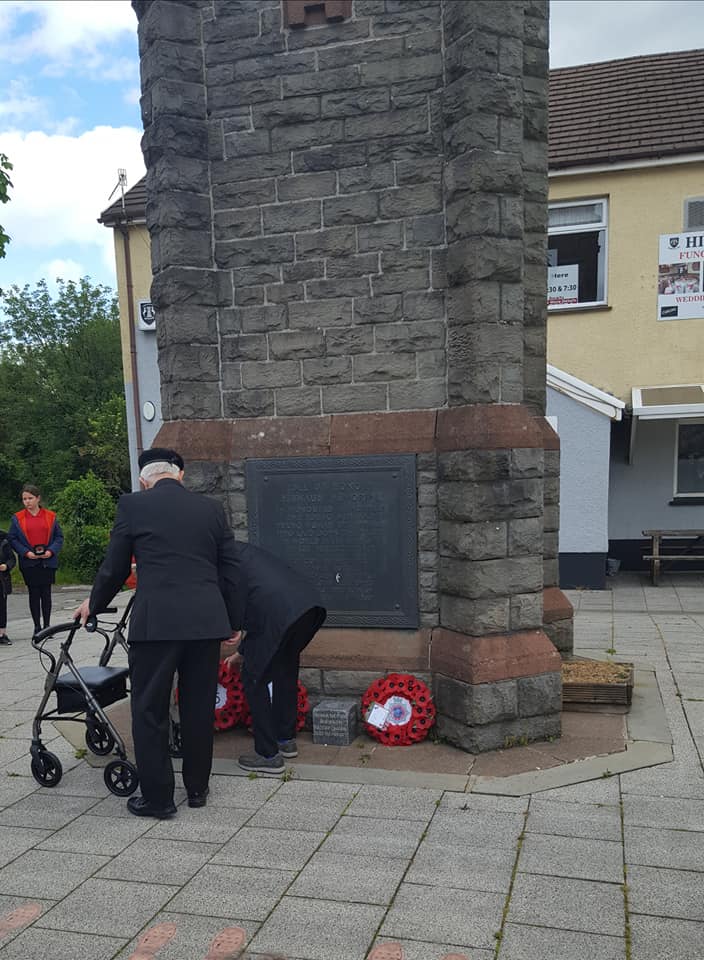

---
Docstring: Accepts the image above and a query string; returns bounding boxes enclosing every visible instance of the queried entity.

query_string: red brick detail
[284,0,352,28]
[543,586,574,624]
[330,411,437,455]
[430,627,561,684]
[155,420,233,462]
[231,416,331,459]
[302,628,431,672]
[156,407,559,462]
[534,416,560,451]
[436,405,549,451]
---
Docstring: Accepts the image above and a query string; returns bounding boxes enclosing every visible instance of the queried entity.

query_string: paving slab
[622,794,704,831]
[0,792,99,829]
[499,922,626,960]
[96,837,219,884]
[318,814,426,860]
[0,848,110,899]
[0,926,125,959]
[404,838,516,894]
[168,864,295,921]
[381,883,504,950]
[0,776,38,811]
[289,849,408,904]
[146,802,253,843]
[341,783,443,821]
[624,824,704,870]
[212,826,325,870]
[518,832,623,883]
[627,864,704,921]
[370,938,493,960]
[114,912,260,960]
[34,877,179,937]
[629,915,704,960]
[0,825,52,868]
[525,797,622,841]
[246,793,351,833]
[507,874,624,936]
[37,812,153,855]
[247,897,385,960]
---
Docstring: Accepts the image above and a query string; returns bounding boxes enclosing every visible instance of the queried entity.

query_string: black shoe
[126,795,176,819]
[0,636,11,645]
[187,787,209,808]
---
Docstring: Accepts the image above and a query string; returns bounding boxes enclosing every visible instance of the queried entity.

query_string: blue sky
[0,0,702,298]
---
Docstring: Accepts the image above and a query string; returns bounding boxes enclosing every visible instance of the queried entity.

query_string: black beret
[138,447,185,471]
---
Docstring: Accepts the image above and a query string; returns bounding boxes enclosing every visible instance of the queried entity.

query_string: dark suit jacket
[90,478,237,644]
[221,541,325,682]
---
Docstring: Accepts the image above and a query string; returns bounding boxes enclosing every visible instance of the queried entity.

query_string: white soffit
[632,384,704,420]
[547,364,625,420]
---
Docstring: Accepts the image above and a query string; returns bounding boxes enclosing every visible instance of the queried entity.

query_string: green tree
[0,153,12,259]
[0,277,129,520]
[53,472,116,582]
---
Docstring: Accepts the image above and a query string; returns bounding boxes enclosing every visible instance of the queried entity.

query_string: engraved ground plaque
[246,455,419,628]
[312,699,359,745]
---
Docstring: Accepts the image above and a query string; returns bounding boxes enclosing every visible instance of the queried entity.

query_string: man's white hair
[139,461,181,486]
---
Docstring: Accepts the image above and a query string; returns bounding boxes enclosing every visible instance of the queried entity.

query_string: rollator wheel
[30,750,63,788]
[104,759,139,797]
[85,722,115,756]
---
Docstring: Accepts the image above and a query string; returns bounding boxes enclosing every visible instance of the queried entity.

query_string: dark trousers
[0,592,6,630]
[242,607,325,758]
[28,584,52,631]
[128,637,221,807]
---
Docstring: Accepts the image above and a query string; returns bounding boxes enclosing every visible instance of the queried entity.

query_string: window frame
[673,419,704,499]
[548,197,609,312]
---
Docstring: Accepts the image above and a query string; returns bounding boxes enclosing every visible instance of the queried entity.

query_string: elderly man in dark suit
[75,447,239,819]
[222,544,326,774]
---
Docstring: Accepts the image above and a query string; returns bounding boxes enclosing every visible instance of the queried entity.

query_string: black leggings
[0,592,6,630]
[28,583,52,631]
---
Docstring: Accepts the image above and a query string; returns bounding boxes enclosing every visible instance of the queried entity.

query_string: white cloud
[0,80,43,123]
[43,257,84,284]
[0,1,135,66]
[1,125,145,277]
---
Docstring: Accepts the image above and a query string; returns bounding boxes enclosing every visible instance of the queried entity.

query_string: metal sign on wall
[658,231,704,321]
[137,299,156,331]
[246,455,419,628]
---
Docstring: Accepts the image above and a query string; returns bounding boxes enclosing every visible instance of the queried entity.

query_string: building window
[675,421,704,496]
[548,198,608,309]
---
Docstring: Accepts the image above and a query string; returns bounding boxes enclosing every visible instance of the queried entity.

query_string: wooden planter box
[562,661,634,708]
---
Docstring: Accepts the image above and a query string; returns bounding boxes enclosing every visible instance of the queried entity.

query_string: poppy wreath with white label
[213,660,245,731]
[361,673,436,745]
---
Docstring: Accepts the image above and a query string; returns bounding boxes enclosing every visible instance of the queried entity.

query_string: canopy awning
[630,384,704,463]
[632,384,704,420]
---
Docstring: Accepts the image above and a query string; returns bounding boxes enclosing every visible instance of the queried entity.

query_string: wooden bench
[643,529,704,585]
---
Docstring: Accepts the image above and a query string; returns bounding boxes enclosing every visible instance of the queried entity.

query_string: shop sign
[658,232,704,321]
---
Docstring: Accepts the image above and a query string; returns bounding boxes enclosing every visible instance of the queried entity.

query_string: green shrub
[53,472,116,583]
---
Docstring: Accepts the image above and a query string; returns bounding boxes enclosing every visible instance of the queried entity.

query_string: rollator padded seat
[54,666,129,714]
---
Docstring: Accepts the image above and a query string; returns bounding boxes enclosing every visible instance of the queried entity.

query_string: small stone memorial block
[312,698,359,746]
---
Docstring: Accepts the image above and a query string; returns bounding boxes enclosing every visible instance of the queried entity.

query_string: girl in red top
[8,484,64,640]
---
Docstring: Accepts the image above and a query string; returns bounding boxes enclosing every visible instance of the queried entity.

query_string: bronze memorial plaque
[246,455,418,628]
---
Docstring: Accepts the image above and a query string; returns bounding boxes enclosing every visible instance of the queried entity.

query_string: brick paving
[0,574,702,958]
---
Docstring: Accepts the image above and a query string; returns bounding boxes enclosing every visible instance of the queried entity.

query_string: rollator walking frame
[29,600,139,797]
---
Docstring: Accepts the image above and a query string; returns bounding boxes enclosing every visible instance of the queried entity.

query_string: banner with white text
[658,232,704,321]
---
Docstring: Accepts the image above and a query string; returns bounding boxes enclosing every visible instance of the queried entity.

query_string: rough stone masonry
[132,0,574,752]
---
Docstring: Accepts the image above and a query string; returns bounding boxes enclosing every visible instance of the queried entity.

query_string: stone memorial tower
[132,0,574,751]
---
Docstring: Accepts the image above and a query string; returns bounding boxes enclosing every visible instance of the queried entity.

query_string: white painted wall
[547,386,611,553]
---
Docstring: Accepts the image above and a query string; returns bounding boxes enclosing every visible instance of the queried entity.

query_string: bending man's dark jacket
[222,541,325,682]
[90,478,238,643]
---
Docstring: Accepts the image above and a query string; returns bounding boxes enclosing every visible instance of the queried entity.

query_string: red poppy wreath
[223,665,310,733]
[361,673,436,745]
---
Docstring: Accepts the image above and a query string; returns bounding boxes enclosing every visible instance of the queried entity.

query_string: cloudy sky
[0,0,702,296]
